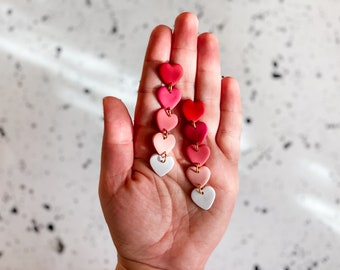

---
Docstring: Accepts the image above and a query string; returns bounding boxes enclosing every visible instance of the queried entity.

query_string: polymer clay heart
[156,109,178,132]
[157,86,181,109]
[159,63,183,85]
[153,133,176,155]
[186,144,210,165]
[191,186,216,210]
[150,154,174,177]
[186,166,211,187]
[184,121,208,144]
[182,100,205,122]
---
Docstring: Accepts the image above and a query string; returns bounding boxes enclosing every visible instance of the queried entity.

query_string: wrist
[116,255,206,270]
[116,255,165,270]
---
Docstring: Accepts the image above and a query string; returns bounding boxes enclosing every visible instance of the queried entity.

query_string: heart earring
[150,63,183,177]
[182,99,216,210]
[149,62,215,211]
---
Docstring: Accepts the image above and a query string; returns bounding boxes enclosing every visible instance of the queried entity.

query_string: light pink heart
[157,86,181,109]
[153,132,176,155]
[156,109,178,132]
[186,166,211,187]
[186,144,210,165]
[184,121,208,144]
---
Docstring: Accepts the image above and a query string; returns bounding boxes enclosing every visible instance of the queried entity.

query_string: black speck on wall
[47,223,55,232]
[55,46,62,57]
[254,265,261,270]
[111,25,118,34]
[0,127,6,137]
[272,71,283,79]
[10,207,18,214]
[56,238,65,254]
[283,141,292,149]
[43,203,51,210]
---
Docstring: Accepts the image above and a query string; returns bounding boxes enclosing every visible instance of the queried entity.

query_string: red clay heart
[156,109,178,132]
[182,100,205,122]
[184,121,208,144]
[157,86,181,109]
[186,144,210,165]
[159,63,183,85]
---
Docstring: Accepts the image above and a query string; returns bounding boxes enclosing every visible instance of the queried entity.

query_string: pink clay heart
[159,63,183,85]
[156,109,178,132]
[186,144,210,165]
[186,166,211,187]
[157,86,181,109]
[153,132,176,155]
[184,121,208,144]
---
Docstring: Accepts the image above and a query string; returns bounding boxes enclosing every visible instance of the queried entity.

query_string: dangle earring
[182,100,216,210]
[149,63,183,176]
[149,62,215,210]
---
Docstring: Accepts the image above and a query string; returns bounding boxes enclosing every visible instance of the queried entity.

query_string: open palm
[99,13,242,270]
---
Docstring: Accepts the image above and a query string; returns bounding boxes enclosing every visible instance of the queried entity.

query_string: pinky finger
[216,77,242,165]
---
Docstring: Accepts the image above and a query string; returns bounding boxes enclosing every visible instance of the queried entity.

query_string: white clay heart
[150,154,174,177]
[191,186,216,210]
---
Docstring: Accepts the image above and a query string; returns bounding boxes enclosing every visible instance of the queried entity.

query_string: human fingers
[216,77,242,166]
[99,97,134,200]
[194,32,221,137]
[133,25,172,160]
[170,12,198,100]
[134,25,172,128]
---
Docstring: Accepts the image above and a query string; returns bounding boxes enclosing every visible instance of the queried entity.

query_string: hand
[99,12,242,270]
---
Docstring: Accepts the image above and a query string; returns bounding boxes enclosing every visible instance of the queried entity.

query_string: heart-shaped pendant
[159,63,183,85]
[184,121,208,144]
[186,144,210,165]
[191,186,216,210]
[186,166,211,187]
[150,154,174,177]
[182,100,205,122]
[157,86,181,109]
[153,132,176,155]
[156,109,178,132]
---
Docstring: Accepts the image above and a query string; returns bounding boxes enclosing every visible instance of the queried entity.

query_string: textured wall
[0,1,340,269]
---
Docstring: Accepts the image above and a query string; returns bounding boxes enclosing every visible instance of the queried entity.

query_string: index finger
[134,25,172,128]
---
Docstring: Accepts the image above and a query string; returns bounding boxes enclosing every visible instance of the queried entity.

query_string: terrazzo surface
[1,1,340,269]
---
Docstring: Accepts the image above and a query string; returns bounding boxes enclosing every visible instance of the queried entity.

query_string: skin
[99,12,242,270]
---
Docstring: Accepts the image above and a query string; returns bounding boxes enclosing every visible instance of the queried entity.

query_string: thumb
[99,96,133,197]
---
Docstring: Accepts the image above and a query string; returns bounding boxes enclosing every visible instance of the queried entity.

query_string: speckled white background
[1,1,340,270]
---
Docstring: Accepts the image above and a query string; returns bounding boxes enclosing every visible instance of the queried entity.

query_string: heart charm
[150,154,174,177]
[191,186,216,210]
[186,166,211,187]
[157,86,181,109]
[153,133,176,155]
[159,63,183,85]
[186,144,210,165]
[182,100,205,122]
[184,121,208,144]
[156,109,178,132]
